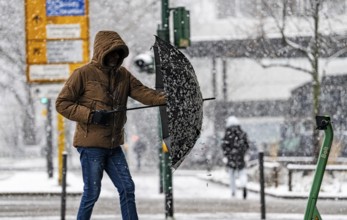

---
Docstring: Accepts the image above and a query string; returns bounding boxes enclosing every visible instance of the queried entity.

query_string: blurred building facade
[281,74,347,156]
[172,0,347,159]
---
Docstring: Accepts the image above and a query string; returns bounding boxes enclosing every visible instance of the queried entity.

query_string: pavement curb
[197,175,347,200]
[0,192,82,197]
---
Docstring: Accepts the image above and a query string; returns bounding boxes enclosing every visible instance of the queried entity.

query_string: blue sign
[46,0,85,16]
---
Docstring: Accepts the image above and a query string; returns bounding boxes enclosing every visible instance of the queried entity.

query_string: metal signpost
[156,1,173,217]
[156,0,191,218]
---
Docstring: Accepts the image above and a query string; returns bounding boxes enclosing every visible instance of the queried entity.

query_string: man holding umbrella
[56,30,165,220]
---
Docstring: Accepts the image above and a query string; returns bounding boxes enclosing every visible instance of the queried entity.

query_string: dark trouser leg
[106,147,138,220]
[77,147,105,220]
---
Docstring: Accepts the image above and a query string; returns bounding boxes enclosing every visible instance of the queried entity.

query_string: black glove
[91,110,111,126]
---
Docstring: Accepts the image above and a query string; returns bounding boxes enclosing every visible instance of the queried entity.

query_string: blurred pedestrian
[56,30,166,220]
[221,116,250,199]
[132,135,147,171]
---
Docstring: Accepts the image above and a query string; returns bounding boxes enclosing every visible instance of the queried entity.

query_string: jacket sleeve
[128,72,166,105]
[221,131,230,157]
[55,69,91,123]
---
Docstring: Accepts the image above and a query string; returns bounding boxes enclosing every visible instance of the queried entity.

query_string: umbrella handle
[108,104,166,113]
[108,97,215,113]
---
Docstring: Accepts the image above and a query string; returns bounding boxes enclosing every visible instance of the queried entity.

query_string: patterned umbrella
[153,36,203,170]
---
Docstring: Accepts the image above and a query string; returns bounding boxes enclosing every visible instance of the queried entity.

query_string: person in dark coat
[221,116,249,199]
[132,135,147,171]
[56,30,166,220]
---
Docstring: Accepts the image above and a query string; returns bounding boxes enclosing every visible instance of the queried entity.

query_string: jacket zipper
[109,70,116,148]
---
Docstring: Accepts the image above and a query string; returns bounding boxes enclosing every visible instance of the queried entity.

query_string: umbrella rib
[108,97,215,113]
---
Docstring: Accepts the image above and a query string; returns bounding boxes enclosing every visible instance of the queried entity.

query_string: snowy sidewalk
[1,169,347,219]
[0,170,82,196]
[1,167,347,199]
[198,168,347,200]
[0,213,347,220]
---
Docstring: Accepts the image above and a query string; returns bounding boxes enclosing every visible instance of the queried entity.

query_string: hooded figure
[222,116,249,169]
[56,31,165,220]
[56,31,165,148]
[221,116,249,199]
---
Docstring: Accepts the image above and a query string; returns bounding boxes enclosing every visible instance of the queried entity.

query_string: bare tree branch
[257,60,312,75]
[0,46,20,67]
[0,81,24,105]
[261,0,313,61]
[323,47,347,73]
[327,46,347,61]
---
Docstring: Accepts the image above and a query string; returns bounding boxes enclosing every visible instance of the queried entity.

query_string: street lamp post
[156,0,191,218]
[157,0,173,218]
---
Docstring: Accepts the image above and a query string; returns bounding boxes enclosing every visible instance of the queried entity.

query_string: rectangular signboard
[46,40,83,63]
[31,83,64,98]
[46,0,85,16]
[46,24,81,39]
[29,64,70,80]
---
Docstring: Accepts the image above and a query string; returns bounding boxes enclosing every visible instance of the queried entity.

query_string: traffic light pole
[156,0,191,217]
[161,0,170,41]
[157,0,173,218]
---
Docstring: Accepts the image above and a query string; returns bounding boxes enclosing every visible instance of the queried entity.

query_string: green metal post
[163,142,173,218]
[157,112,163,194]
[173,7,191,48]
[304,116,334,220]
[161,0,170,41]
[157,0,173,218]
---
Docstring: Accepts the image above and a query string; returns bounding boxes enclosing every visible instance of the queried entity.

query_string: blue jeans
[77,147,138,220]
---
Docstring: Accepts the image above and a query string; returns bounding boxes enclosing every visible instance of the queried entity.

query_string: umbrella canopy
[153,36,203,170]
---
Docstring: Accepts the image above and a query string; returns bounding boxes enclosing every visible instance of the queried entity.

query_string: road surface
[0,170,346,219]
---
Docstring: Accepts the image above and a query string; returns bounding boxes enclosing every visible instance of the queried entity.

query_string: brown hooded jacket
[56,31,165,148]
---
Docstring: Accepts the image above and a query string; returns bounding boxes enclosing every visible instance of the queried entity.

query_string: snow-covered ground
[1,168,347,220]
[1,213,347,220]
[201,167,347,200]
[2,155,347,198]
[1,154,347,219]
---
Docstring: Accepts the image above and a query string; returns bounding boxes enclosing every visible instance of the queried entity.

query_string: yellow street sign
[25,0,46,40]
[25,0,89,83]
[27,40,47,64]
